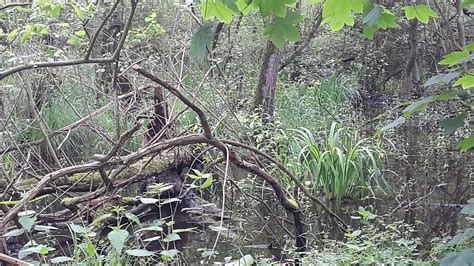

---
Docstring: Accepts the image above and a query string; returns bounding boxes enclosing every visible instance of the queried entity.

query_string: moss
[61,197,75,205]
[66,151,179,184]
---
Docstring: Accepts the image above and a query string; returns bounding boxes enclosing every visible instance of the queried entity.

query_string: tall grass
[276,74,359,130]
[293,122,385,201]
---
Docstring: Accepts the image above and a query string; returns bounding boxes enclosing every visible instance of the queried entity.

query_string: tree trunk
[401,19,419,99]
[455,0,466,48]
[252,41,281,121]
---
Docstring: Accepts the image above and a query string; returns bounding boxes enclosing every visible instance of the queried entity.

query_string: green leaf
[34,225,59,231]
[441,248,474,266]
[440,113,467,134]
[403,5,438,24]
[439,51,469,66]
[199,0,238,23]
[446,228,474,246]
[402,96,433,115]
[264,11,303,48]
[160,249,179,260]
[49,4,62,19]
[457,135,474,152]
[461,203,474,215]
[71,5,85,20]
[51,256,73,263]
[454,74,474,89]
[140,197,160,204]
[190,23,213,64]
[199,174,214,189]
[67,36,81,45]
[380,117,406,132]
[7,29,19,41]
[126,249,155,257]
[258,0,287,18]
[163,233,181,242]
[363,5,383,27]
[424,73,460,87]
[107,229,129,253]
[19,215,36,231]
[20,30,32,43]
[323,0,364,31]
[74,30,86,36]
[0,200,21,205]
[3,228,25,237]
[125,212,141,226]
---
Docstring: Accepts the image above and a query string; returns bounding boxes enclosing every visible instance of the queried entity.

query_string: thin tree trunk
[252,41,281,121]
[455,0,466,48]
[402,19,419,99]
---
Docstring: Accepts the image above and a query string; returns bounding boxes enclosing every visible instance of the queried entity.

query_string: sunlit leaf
[107,229,129,253]
[126,249,155,257]
[453,74,474,90]
[457,135,474,152]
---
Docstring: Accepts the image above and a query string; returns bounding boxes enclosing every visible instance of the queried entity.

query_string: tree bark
[252,41,281,121]
[401,19,419,99]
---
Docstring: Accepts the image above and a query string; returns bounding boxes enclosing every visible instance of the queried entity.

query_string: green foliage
[190,23,213,63]
[304,213,427,264]
[294,123,385,200]
[402,5,438,24]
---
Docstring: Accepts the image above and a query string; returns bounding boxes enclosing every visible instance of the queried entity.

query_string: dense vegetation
[0,0,472,265]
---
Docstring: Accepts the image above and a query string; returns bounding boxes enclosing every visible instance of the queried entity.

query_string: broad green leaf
[163,233,181,242]
[264,11,303,48]
[190,23,213,64]
[19,215,36,231]
[439,51,469,66]
[363,5,383,27]
[199,0,238,23]
[126,249,155,257]
[454,74,474,89]
[258,0,287,18]
[377,11,397,29]
[446,228,474,246]
[424,73,460,86]
[160,249,179,260]
[403,5,438,24]
[457,135,474,152]
[440,113,467,134]
[107,229,129,253]
[461,203,474,215]
[51,256,73,263]
[441,248,474,266]
[323,0,364,31]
